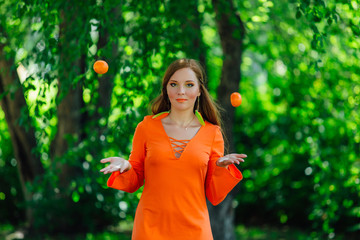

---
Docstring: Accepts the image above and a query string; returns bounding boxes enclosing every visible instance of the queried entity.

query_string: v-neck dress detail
[169,137,190,159]
[106,114,243,240]
[159,114,202,161]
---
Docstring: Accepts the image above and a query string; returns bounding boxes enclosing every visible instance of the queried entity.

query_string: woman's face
[167,68,201,112]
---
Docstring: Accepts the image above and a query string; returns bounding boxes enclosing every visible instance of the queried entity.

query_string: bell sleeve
[205,126,243,206]
[106,120,146,193]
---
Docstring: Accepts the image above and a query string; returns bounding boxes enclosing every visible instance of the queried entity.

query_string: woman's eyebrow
[169,79,196,82]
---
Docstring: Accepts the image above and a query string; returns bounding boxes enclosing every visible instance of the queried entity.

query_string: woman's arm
[100,120,147,193]
[205,126,245,205]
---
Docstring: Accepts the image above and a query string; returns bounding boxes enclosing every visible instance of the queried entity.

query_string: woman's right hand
[100,157,132,174]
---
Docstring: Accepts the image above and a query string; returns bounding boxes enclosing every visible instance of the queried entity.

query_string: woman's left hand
[216,153,247,168]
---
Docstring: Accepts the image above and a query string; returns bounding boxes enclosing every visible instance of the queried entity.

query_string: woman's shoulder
[203,122,223,145]
[204,120,221,131]
[134,115,157,135]
[134,114,166,137]
[138,112,168,125]
[137,115,152,126]
[140,111,169,124]
[143,115,154,122]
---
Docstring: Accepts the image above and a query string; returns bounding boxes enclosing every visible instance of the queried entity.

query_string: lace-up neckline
[169,137,190,158]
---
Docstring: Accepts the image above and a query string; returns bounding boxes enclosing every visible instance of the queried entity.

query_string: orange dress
[107,113,243,240]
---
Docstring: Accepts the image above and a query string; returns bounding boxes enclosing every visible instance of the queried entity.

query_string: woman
[100,58,247,240]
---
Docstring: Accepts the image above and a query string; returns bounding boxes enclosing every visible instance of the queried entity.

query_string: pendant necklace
[184,115,195,131]
[170,114,195,131]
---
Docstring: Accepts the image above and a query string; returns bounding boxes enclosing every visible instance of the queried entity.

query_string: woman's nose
[177,86,185,95]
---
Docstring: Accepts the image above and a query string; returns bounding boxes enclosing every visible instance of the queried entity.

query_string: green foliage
[232,0,359,238]
[1,0,206,235]
[295,0,360,51]
[236,225,310,240]
[0,108,24,225]
[0,0,359,238]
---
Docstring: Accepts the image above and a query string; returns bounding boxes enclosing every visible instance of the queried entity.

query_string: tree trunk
[38,6,89,234]
[91,9,118,136]
[167,0,206,66]
[209,0,245,239]
[50,7,84,190]
[0,43,44,229]
[188,0,207,66]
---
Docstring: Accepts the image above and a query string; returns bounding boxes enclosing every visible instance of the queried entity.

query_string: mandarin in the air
[230,92,242,107]
[93,60,109,74]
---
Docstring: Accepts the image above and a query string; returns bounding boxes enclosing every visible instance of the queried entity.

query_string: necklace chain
[169,114,195,131]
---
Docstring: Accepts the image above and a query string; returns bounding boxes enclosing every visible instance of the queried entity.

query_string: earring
[196,96,200,111]
[195,96,205,126]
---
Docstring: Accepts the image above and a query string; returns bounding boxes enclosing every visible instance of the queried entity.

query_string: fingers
[229,153,247,159]
[99,158,114,174]
[99,158,131,175]
[228,154,247,162]
[217,157,236,167]
[100,158,112,164]
[225,158,241,165]
[100,165,115,174]
[118,163,127,173]
[100,164,120,174]
[217,153,248,168]
[100,157,118,174]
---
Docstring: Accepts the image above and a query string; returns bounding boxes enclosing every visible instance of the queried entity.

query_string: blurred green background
[0,0,359,239]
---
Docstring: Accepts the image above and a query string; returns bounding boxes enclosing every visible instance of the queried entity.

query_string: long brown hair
[151,59,223,127]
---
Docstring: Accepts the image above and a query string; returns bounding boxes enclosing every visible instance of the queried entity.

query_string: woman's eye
[170,83,177,87]
[186,83,194,87]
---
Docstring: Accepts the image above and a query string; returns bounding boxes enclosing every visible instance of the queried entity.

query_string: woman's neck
[168,109,195,127]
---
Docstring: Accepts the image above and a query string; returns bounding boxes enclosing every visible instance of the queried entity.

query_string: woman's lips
[176,99,187,103]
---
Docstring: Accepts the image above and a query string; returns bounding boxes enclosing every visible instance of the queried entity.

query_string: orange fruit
[230,92,242,107]
[93,60,108,74]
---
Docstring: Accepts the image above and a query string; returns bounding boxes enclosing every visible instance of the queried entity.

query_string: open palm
[100,157,132,174]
